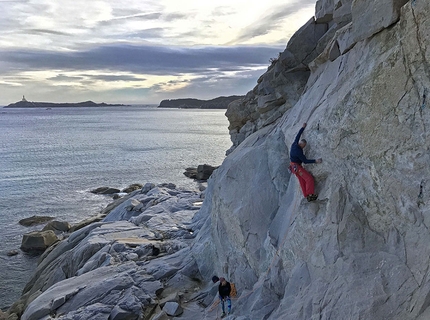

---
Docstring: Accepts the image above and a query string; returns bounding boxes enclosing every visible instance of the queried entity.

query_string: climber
[289,123,322,201]
[212,276,232,317]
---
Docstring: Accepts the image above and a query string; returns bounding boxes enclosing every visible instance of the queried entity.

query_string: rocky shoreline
[4,182,219,320]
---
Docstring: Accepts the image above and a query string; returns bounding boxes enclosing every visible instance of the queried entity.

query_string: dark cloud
[96,11,187,29]
[88,74,146,82]
[26,29,71,36]
[124,28,166,40]
[46,73,145,83]
[231,0,315,43]
[0,44,283,75]
[47,74,83,81]
[98,12,162,27]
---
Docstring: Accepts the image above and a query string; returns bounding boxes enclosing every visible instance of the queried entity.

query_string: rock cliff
[194,0,430,318]
[6,1,430,319]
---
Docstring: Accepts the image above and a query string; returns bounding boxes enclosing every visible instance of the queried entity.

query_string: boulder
[19,216,54,227]
[184,165,218,181]
[21,230,58,252]
[286,17,328,67]
[158,292,180,308]
[351,0,409,42]
[0,310,7,320]
[315,0,335,23]
[141,183,156,193]
[69,215,105,233]
[333,0,353,24]
[183,167,198,179]
[90,187,121,195]
[163,302,183,317]
[121,184,143,193]
[7,250,19,256]
[42,220,71,233]
[196,165,218,180]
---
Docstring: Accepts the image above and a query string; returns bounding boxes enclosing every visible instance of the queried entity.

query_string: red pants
[290,163,315,197]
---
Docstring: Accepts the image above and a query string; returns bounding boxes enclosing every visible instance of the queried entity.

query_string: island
[158,95,244,109]
[4,96,128,108]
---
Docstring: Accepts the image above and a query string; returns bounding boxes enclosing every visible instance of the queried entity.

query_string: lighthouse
[22,95,28,102]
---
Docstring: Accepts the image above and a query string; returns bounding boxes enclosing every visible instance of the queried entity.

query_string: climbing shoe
[221,312,226,318]
[306,194,318,202]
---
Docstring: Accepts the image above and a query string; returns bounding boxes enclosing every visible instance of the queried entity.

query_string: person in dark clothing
[290,123,322,201]
[212,276,232,317]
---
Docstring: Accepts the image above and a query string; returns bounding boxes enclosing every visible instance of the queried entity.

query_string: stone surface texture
[193,1,430,319]
[9,1,430,320]
[11,184,205,320]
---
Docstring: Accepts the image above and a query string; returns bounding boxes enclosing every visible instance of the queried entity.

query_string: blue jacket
[290,127,316,164]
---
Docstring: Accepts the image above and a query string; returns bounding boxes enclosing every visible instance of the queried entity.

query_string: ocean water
[0,106,231,309]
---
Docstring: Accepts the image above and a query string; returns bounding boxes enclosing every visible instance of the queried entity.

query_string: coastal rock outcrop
[183,164,219,181]
[90,187,121,195]
[158,96,243,109]
[19,215,54,227]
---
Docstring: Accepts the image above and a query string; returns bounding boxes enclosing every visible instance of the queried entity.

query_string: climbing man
[212,276,232,317]
[290,123,322,201]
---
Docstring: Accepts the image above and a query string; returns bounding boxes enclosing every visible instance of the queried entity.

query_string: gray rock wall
[195,1,430,319]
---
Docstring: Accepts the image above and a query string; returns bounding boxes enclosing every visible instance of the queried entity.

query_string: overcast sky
[0,0,316,105]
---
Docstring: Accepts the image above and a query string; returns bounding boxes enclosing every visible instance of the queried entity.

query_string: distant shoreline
[158,95,243,109]
[4,100,129,108]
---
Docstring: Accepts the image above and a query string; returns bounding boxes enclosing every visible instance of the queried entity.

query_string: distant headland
[4,96,128,108]
[158,95,244,109]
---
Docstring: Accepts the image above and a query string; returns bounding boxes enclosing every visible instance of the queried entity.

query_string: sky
[0,0,316,105]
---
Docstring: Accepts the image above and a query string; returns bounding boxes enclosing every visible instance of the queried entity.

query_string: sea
[0,105,231,309]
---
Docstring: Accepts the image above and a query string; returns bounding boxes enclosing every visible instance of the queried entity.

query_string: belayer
[289,123,322,201]
[212,276,232,318]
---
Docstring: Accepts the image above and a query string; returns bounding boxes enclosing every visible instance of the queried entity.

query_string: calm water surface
[0,106,231,308]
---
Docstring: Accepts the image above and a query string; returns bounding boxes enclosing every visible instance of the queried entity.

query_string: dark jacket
[219,281,231,298]
[290,127,316,165]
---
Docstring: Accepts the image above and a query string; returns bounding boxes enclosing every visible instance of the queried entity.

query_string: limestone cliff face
[194,1,430,319]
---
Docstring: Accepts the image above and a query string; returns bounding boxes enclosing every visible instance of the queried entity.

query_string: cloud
[97,12,163,27]
[0,44,283,75]
[26,28,71,36]
[124,28,166,40]
[231,0,316,44]
[47,74,84,81]
[89,74,146,82]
